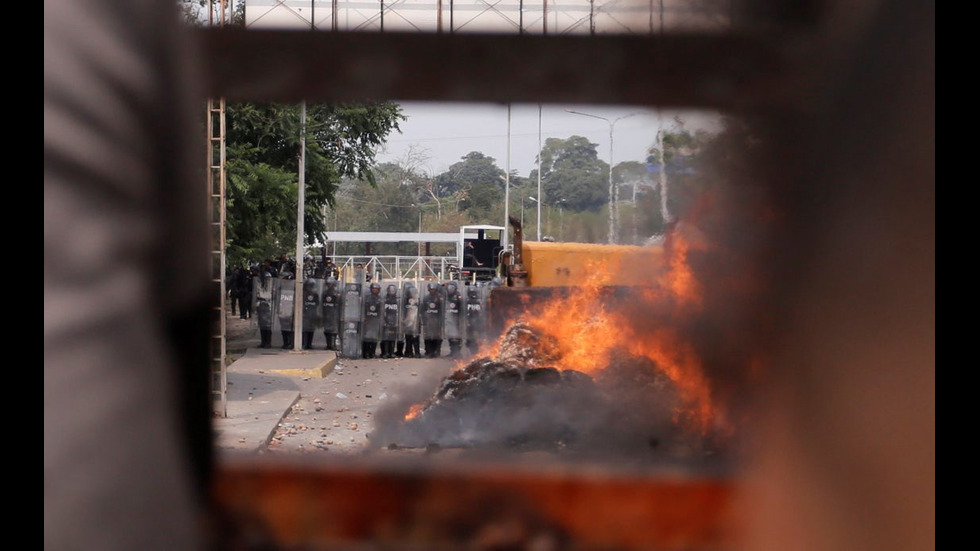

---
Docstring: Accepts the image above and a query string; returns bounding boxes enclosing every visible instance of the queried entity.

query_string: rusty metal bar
[194,28,808,112]
[214,458,734,550]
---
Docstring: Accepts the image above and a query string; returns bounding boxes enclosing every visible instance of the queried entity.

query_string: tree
[225,101,404,267]
[538,136,609,212]
[325,163,427,255]
[433,152,507,220]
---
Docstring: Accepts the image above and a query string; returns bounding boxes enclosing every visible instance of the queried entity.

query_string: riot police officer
[321,277,341,351]
[361,282,382,358]
[340,282,363,359]
[301,278,321,349]
[444,281,464,358]
[380,283,400,358]
[400,282,421,358]
[255,271,274,349]
[465,285,488,355]
[421,282,444,358]
[277,273,296,350]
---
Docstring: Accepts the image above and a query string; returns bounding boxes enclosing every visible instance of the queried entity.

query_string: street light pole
[294,100,306,351]
[504,103,511,251]
[565,109,639,244]
[537,104,542,241]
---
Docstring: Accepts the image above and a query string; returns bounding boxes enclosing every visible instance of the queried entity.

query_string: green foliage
[539,136,609,212]
[433,152,506,219]
[224,101,404,268]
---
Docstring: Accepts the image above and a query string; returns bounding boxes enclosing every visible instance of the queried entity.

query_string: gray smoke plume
[367,323,727,468]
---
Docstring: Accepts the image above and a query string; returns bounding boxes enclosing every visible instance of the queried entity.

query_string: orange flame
[403,230,733,437]
[516,232,727,436]
[404,403,424,421]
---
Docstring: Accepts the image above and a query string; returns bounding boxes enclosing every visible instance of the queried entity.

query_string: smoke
[365,367,449,452]
[367,119,774,467]
[368,349,726,468]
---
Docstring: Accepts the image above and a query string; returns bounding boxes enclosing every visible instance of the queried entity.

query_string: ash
[370,323,726,463]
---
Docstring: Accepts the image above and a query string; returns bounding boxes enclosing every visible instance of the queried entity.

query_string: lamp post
[557,198,566,241]
[565,109,639,244]
[503,103,511,251]
[529,195,564,240]
[528,196,541,236]
[536,104,543,241]
[520,192,526,228]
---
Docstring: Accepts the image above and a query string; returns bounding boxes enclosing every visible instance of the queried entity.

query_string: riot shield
[254,273,275,348]
[340,282,363,359]
[400,281,421,358]
[362,282,383,343]
[301,278,322,349]
[361,282,383,358]
[421,281,444,340]
[276,278,296,349]
[379,282,401,358]
[465,284,490,355]
[443,280,464,357]
[381,282,401,343]
[321,277,342,350]
[421,281,445,357]
[400,282,420,337]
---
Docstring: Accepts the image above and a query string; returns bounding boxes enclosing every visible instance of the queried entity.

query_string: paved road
[219,301,466,456]
[261,353,460,456]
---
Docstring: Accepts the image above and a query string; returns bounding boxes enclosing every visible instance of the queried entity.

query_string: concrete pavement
[213,346,338,455]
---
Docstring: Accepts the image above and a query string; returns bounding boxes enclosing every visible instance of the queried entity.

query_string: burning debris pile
[372,322,726,461]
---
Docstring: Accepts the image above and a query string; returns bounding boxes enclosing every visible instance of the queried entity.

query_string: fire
[404,403,424,421]
[402,229,733,437]
[513,231,727,436]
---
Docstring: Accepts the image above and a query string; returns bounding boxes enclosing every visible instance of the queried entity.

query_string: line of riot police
[250,268,493,360]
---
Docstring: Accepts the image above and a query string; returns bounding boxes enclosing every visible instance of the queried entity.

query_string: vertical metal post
[503,104,511,250]
[543,0,548,35]
[609,122,616,243]
[294,101,306,351]
[537,104,542,241]
[207,0,228,418]
[519,0,524,34]
[590,0,595,35]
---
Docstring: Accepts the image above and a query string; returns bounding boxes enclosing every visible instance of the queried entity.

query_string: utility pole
[503,103,511,250]
[565,109,639,244]
[537,104,543,241]
[293,102,306,351]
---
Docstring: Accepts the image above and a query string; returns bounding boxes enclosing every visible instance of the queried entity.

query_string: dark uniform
[340,282,363,359]
[444,281,464,358]
[277,275,295,350]
[380,284,400,358]
[421,282,444,358]
[321,277,341,350]
[399,282,420,358]
[361,282,382,358]
[255,271,274,349]
[301,278,321,349]
[465,286,488,355]
[237,268,253,319]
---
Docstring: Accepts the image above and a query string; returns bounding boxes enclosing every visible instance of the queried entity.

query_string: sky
[376,102,724,178]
